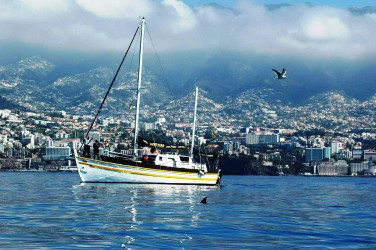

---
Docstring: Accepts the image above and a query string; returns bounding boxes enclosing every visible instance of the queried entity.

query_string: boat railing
[106,151,134,160]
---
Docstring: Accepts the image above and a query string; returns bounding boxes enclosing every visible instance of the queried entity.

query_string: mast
[133,17,145,156]
[190,87,198,158]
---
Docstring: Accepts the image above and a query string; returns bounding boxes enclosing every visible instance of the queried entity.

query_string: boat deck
[97,155,219,174]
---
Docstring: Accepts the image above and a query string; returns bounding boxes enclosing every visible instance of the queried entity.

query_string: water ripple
[0,173,375,248]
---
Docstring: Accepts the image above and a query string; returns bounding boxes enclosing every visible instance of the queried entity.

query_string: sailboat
[74,18,221,185]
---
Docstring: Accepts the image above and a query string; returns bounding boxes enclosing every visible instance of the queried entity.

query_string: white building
[312,137,325,148]
[334,149,352,160]
[198,137,206,146]
[363,150,376,161]
[7,115,22,123]
[55,131,70,139]
[47,140,54,147]
[246,133,279,145]
[99,118,109,126]
[330,141,343,154]
[44,145,71,160]
[20,130,35,149]
[350,161,372,175]
[157,117,166,124]
[0,134,7,143]
[0,109,11,118]
[142,122,154,131]
[246,133,259,145]
[317,160,349,176]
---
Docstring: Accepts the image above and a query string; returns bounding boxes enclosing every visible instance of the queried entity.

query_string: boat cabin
[142,153,208,172]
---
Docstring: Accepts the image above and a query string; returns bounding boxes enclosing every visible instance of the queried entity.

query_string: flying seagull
[272,68,287,79]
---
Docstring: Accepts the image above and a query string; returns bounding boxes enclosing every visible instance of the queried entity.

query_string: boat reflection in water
[74,182,219,246]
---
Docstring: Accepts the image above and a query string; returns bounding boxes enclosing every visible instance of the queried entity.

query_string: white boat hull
[75,156,221,185]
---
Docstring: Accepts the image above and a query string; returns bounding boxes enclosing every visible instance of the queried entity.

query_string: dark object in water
[200,197,207,204]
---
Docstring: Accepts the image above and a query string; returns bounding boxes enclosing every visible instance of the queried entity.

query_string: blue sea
[0,172,375,249]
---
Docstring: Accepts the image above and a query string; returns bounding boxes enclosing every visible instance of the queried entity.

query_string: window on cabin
[180,156,189,162]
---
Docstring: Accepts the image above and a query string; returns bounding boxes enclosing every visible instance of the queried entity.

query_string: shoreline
[0,169,375,177]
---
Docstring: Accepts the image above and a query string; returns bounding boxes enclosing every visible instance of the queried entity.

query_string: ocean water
[0,172,375,249]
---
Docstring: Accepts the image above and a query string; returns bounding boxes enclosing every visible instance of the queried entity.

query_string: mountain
[0,56,55,88]
[0,96,24,110]
[1,52,376,133]
[0,56,170,114]
[176,51,373,104]
[342,61,376,100]
[0,51,375,114]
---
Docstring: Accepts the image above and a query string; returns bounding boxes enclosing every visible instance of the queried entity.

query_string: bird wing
[281,68,287,77]
[272,69,281,77]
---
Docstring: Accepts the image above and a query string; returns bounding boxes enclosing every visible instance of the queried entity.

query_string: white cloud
[0,0,375,59]
[304,17,349,40]
[75,0,154,19]
[302,8,352,41]
[0,0,71,21]
[19,0,70,13]
[162,0,197,31]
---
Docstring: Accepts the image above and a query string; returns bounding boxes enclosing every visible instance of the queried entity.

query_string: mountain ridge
[0,54,374,114]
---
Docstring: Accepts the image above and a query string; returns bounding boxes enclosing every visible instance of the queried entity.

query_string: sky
[183,0,376,8]
[0,0,375,60]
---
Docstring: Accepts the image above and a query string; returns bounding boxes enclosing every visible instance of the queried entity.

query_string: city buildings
[1,88,376,177]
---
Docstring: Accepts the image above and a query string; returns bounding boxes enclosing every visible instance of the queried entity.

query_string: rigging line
[145,23,177,108]
[85,25,140,139]
[123,27,140,105]
[143,24,175,147]
[120,28,140,143]
[145,23,185,150]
